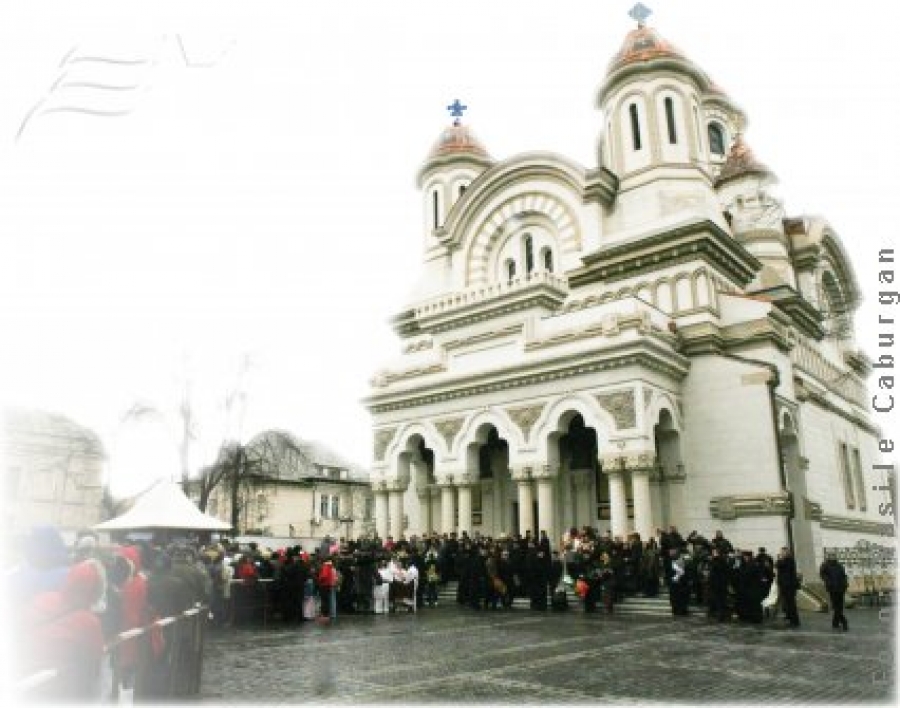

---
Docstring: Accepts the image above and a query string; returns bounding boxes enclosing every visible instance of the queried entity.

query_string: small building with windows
[3,408,106,538]
[365,12,893,580]
[196,430,374,543]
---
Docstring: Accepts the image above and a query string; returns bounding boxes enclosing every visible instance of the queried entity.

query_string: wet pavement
[200,604,896,704]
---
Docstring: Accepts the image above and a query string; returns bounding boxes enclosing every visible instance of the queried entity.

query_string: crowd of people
[10,521,853,701]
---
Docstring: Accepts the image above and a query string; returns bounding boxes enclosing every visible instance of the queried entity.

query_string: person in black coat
[525,544,548,610]
[707,546,730,622]
[819,554,849,631]
[775,547,800,627]
[736,551,764,623]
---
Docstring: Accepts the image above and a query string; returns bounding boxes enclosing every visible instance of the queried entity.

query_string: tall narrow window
[664,97,677,144]
[505,259,516,281]
[458,184,467,198]
[524,234,534,274]
[692,105,702,152]
[432,190,440,229]
[852,447,867,511]
[331,495,340,519]
[708,122,725,156]
[543,248,554,273]
[320,494,329,518]
[629,103,642,150]
[840,443,856,509]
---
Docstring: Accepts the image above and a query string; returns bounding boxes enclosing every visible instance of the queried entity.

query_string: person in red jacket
[115,545,149,691]
[24,559,106,702]
[317,560,338,621]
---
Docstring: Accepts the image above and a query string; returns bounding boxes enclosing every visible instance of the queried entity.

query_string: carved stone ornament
[373,427,397,462]
[595,390,637,429]
[819,514,894,537]
[709,491,793,520]
[506,403,545,443]
[434,417,465,451]
[600,452,655,473]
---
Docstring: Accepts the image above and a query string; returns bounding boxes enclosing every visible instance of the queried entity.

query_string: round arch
[646,392,683,436]
[455,409,520,457]
[531,394,615,462]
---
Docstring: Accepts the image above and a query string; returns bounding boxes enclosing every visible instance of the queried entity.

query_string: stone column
[457,474,473,536]
[605,468,628,538]
[535,465,557,542]
[388,485,405,540]
[430,487,442,533]
[417,490,431,535]
[572,471,592,530]
[374,486,389,540]
[631,468,653,541]
[440,482,456,534]
[512,467,534,537]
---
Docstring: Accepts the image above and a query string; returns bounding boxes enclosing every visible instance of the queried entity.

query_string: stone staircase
[434,581,677,617]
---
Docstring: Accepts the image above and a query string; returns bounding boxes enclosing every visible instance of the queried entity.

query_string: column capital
[533,463,559,480]
[385,479,407,493]
[600,452,656,473]
[510,465,533,482]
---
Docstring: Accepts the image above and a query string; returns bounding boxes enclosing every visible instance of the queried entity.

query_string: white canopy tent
[95,480,232,531]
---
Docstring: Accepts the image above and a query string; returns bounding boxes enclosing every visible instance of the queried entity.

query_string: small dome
[714,134,775,187]
[417,121,493,186]
[425,122,491,162]
[606,25,692,76]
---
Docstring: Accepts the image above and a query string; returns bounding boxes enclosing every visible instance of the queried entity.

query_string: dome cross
[446,98,468,126]
[629,3,652,27]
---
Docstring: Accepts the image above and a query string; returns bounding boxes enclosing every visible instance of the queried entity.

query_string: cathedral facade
[364,17,893,578]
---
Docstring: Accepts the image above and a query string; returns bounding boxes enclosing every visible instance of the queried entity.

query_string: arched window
[432,189,441,229]
[524,233,535,274]
[708,122,725,156]
[664,96,677,144]
[629,103,642,150]
[505,258,516,281]
[458,184,467,198]
[542,247,554,273]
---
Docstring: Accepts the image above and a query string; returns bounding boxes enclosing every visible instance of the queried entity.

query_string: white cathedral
[364,11,894,579]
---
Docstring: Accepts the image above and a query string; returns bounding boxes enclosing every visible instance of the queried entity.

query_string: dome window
[542,247,554,273]
[664,97,677,144]
[524,233,535,274]
[458,184,467,198]
[432,189,441,229]
[629,103,642,150]
[708,122,725,156]
[505,258,516,281]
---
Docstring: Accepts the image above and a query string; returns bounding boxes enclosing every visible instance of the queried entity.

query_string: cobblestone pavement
[200,605,896,704]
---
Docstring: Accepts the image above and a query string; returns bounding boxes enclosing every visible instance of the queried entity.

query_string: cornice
[365,342,688,414]
[793,376,879,437]
[569,219,761,289]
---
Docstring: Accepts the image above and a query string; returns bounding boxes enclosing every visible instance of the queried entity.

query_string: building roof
[4,407,106,458]
[244,429,369,482]
[714,133,775,187]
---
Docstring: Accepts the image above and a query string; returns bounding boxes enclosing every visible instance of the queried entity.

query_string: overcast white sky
[1,1,898,497]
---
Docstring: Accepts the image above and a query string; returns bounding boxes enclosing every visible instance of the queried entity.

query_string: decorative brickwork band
[819,514,894,536]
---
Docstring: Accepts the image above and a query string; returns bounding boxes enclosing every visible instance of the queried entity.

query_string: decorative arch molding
[455,408,521,457]
[646,390,683,434]
[385,420,446,468]
[531,393,615,461]
[801,218,861,306]
[465,190,581,286]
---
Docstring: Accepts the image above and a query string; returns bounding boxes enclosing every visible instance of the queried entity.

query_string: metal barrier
[15,604,209,703]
